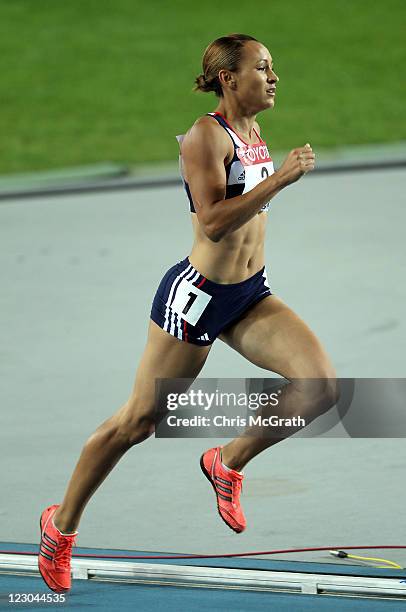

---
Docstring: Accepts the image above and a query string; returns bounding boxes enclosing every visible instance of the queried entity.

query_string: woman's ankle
[53,508,79,534]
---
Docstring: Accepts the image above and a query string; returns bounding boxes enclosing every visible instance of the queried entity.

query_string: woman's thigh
[219,295,335,379]
[127,319,211,414]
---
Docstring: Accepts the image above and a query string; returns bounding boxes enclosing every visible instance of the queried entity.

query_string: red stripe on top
[212,112,264,145]
[183,319,188,342]
[252,127,262,141]
[196,277,206,288]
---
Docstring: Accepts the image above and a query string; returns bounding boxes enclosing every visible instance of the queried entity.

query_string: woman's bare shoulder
[182,115,232,157]
[183,116,262,143]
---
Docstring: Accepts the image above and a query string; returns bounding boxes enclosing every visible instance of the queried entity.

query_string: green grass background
[0,0,405,174]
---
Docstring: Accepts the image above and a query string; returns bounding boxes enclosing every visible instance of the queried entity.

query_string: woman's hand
[277,143,316,186]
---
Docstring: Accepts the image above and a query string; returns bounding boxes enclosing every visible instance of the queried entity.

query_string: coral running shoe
[38,505,77,592]
[200,446,246,533]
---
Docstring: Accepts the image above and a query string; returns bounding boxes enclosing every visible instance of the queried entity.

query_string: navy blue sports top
[177,112,275,214]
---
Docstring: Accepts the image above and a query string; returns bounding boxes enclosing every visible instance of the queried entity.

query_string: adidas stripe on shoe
[200,446,246,533]
[38,505,77,592]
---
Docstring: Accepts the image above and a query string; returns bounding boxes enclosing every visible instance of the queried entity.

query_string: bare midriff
[189,212,267,284]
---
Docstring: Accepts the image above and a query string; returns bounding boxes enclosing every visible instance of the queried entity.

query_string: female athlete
[38,34,338,593]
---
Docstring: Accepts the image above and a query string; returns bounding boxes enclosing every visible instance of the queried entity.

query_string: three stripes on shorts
[163,263,205,341]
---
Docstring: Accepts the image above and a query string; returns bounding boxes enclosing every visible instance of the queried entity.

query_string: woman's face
[223,41,279,113]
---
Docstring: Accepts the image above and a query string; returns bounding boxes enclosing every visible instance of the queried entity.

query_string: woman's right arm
[181,119,315,242]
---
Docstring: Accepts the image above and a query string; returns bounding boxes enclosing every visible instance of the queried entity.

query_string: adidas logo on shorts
[197,333,210,341]
[237,171,245,182]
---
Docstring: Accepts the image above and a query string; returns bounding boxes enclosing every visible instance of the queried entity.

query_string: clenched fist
[277,143,316,187]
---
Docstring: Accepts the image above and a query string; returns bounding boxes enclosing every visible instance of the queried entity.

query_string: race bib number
[171,279,212,326]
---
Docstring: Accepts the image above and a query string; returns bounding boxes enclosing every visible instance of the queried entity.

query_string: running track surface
[1,169,405,567]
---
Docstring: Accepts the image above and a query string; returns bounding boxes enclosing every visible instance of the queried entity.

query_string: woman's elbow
[204,222,225,242]
[196,208,226,242]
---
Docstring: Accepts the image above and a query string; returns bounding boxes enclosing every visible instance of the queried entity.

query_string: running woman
[38,34,338,592]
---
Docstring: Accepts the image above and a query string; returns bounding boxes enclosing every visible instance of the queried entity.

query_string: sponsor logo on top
[237,144,272,166]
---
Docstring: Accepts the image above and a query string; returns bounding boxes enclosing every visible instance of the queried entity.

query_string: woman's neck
[214,103,257,142]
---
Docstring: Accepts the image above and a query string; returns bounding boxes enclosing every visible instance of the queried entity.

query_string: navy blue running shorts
[150,257,272,346]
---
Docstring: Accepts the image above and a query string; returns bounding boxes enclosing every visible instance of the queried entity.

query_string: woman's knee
[293,367,339,419]
[113,398,156,447]
[313,376,340,414]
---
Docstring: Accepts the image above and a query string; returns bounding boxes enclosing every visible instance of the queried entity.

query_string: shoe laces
[54,535,76,570]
